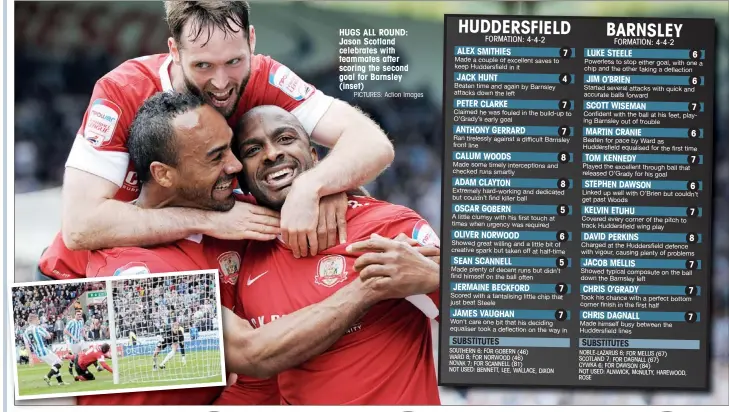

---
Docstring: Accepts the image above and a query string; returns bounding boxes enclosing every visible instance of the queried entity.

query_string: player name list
[439,16,714,389]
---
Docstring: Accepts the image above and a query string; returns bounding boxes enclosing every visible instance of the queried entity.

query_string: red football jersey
[87,234,243,310]
[77,346,110,370]
[66,53,332,200]
[38,232,88,280]
[41,52,333,280]
[229,196,441,405]
[77,235,249,406]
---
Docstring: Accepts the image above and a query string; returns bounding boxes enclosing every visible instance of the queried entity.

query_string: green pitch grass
[16,350,223,397]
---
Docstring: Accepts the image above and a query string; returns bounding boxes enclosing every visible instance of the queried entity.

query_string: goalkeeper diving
[153,320,186,370]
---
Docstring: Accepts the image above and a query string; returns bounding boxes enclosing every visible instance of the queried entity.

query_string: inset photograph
[11,270,226,400]
[110,271,224,387]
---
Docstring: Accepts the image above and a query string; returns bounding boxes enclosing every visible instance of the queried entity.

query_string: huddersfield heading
[459,19,571,35]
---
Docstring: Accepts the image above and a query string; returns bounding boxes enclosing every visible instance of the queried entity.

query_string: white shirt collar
[159,55,174,91]
[185,234,203,243]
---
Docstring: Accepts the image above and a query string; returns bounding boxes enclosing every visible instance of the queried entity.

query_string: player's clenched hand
[205,201,280,241]
[392,233,440,265]
[279,182,319,258]
[280,181,348,258]
[347,233,439,299]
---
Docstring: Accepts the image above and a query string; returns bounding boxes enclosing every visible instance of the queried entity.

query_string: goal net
[110,272,223,385]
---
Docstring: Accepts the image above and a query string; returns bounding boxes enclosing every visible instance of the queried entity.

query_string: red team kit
[13,1,723,409]
[33,51,443,405]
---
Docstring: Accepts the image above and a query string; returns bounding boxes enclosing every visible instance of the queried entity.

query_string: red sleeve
[253,56,334,136]
[65,77,137,187]
[382,210,441,321]
[87,248,178,277]
[38,232,88,280]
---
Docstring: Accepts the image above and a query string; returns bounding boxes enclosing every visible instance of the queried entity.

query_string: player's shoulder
[345,196,439,245]
[249,53,279,74]
[249,54,314,99]
[96,53,170,98]
[242,54,272,90]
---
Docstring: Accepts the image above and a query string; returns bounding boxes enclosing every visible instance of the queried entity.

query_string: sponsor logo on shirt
[268,62,315,101]
[315,255,349,287]
[412,220,440,247]
[348,199,370,209]
[51,269,72,279]
[84,99,122,147]
[218,251,241,285]
[249,314,284,327]
[122,171,140,193]
[345,322,363,335]
[113,262,150,276]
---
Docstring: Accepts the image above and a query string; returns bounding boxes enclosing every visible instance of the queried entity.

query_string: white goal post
[109,272,223,385]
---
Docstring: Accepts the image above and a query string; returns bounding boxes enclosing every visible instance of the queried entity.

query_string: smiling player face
[171,18,255,118]
[169,104,242,211]
[236,106,318,210]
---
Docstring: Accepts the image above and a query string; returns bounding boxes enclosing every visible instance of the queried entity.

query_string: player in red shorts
[219,105,442,405]
[70,344,113,382]
[81,92,439,405]
[39,0,394,280]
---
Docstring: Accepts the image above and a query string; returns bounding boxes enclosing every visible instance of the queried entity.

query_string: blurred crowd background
[12,282,109,348]
[112,274,219,341]
[13,0,728,405]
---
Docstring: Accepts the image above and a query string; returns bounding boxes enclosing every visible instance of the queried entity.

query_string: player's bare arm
[62,167,280,250]
[221,267,434,378]
[280,100,395,258]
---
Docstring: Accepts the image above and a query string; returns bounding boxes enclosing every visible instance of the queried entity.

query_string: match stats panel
[439,16,714,389]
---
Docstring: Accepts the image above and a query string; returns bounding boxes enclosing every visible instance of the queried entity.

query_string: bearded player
[38,0,394,283]
[82,91,439,405]
[219,105,441,405]
[73,344,113,382]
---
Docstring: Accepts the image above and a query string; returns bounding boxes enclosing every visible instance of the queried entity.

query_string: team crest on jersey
[268,63,315,101]
[84,99,121,147]
[113,262,150,276]
[315,255,349,287]
[218,251,241,285]
[412,220,440,247]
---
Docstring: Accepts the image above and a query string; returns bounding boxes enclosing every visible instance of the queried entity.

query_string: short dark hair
[128,91,206,185]
[165,1,251,48]
[101,343,111,353]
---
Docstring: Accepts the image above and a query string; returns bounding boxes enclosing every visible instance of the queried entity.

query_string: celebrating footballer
[30,0,442,406]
